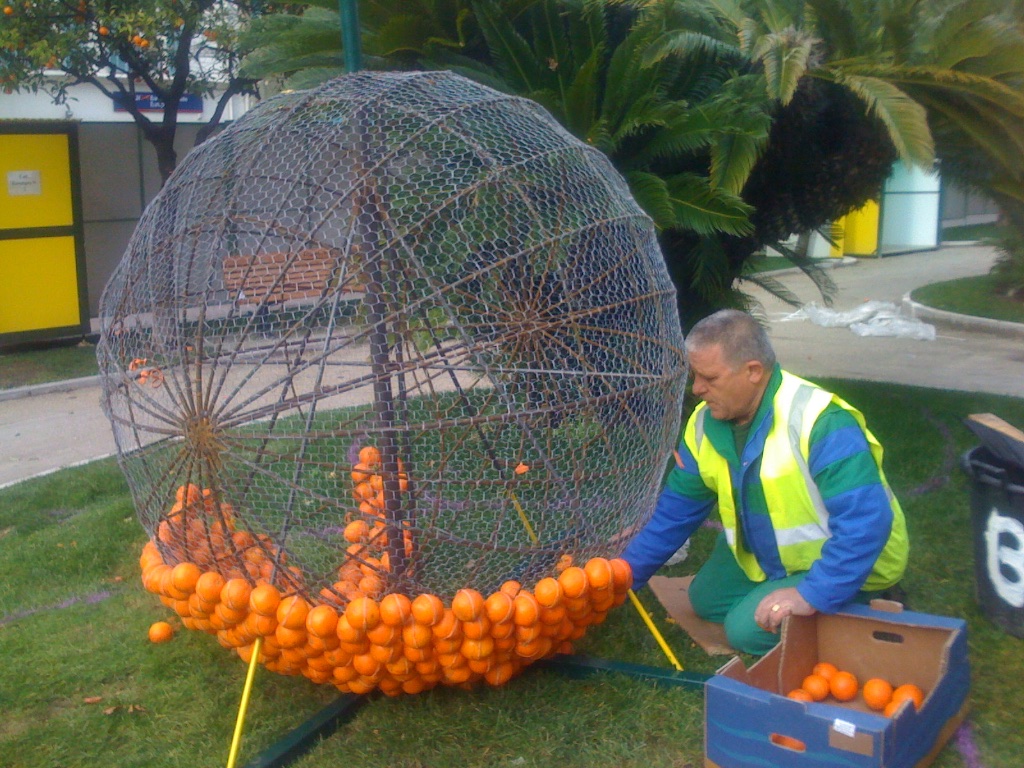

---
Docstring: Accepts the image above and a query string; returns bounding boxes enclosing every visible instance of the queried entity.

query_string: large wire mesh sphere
[99,70,686,689]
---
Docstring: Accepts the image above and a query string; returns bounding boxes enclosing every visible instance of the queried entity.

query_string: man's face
[688,343,767,425]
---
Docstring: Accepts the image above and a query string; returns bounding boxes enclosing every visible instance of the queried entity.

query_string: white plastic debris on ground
[781,301,936,341]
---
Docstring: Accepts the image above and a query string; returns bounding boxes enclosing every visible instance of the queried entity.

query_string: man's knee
[723,610,781,656]
[687,570,721,622]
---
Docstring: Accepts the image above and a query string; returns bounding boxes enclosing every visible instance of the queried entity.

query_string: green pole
[339,0,362,73]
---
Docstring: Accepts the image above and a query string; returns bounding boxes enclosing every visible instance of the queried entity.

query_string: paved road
[1,243,1020,489]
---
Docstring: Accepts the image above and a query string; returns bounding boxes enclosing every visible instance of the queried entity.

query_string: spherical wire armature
[98,70,687,693]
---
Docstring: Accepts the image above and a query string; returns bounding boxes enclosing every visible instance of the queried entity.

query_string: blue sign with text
[113,92,204,113]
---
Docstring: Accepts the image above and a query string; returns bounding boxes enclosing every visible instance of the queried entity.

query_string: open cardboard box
[705,601,970,768]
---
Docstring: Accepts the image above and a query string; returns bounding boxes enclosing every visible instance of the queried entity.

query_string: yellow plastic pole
[226,636,263,768]
[508,490,539,544]
[628,588,684,671]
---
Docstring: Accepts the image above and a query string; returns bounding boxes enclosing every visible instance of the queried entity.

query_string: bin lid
[965,414,1024,470]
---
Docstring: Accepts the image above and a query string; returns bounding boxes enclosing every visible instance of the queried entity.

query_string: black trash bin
[961,445,1024,639]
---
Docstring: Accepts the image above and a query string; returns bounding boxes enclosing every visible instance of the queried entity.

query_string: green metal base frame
[539,653,712,688]
[241,693,368,768]
[240,655,709,767]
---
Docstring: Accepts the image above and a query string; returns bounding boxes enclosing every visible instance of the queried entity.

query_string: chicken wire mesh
[98,70,687,690]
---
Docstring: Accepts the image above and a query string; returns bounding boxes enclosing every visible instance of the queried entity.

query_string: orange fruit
[583,558,613,590]
[221,578,251,610]
[862,677,894,711]
[352,653,382,678]
[462,617,492,640]
[484,661,516,686]
[176,483,202,504]
[513,592,540,627]
[379,593,412,627]
[306,605,339,638]
[171,562,202,594]
[345,596,381,631]
[883,699,903,718]
[359,446,382,467]
[402,622,433,649]
[351,462,373,484]
[276,595,310,630]
[411,593,444,626]
[484,591,515,624]
[451,589,485,622]
[431,609,462,641]
[801,673,830,701]
[275,625,306,649]
[343,520,369,543]
[195,571,226,603]
[812,661,839,681]
[358,572,384,598]
[148,621,175,643]
[461,636,495,660]
[534,578,563,608]
[558,567,589,598]
[830,670,859,702]
[608,558,633,592]
[891,683,925,711]
[787,688,814,702]
[366,621,399,646]
[249,583,281,616]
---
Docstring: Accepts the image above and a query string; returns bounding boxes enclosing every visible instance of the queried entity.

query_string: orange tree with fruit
[0,0,282,183]
[99,71,689,696]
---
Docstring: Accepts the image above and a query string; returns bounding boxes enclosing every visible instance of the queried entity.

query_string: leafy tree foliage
[0,0,281,182]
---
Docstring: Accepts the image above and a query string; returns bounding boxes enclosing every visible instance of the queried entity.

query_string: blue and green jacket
[623,365,907,613]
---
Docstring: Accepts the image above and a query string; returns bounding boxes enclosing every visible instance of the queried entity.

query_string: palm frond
[665,173,754,236]
[756,238,838,306]
[625,171,677,230]
[472,0,549,93]
[563,45,604,137]
[752,29,816,104]
[819,70,934,167]
[642,30,741,67]
[709,114,770,194]
[832,62,1024,115]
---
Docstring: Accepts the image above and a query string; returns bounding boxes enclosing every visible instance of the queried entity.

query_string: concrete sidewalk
[1,242,1021,489]
[744,243,1024,399]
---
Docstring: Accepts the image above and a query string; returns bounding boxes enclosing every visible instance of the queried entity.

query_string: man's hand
[754,587,816,633]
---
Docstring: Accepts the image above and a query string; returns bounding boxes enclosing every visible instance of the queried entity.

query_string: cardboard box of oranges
[704,601,969,768]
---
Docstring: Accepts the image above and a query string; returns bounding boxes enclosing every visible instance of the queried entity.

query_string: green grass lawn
[911,273,1024,324]
[0,340,99,390]
[941,223,1002,242]
[2,381,1023,767]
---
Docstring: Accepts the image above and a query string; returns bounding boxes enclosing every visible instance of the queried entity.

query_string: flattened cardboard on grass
[647,575,734,656]
[705,602,970,768]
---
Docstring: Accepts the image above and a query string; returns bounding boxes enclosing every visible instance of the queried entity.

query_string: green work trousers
[688,532,878,656]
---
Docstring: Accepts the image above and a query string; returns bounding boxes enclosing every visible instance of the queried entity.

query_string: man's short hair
[685,309,777,370]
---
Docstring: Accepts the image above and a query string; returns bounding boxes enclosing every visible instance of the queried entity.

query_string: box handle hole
[770,733,806,752]
[872,630,905,644]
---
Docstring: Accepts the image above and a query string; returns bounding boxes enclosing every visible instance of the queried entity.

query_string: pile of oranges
[152,483,305,595]
[787,661,926,717]
[140,468,635,696]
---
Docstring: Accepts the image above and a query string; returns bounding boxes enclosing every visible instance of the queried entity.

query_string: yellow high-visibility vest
[683,371,907,589]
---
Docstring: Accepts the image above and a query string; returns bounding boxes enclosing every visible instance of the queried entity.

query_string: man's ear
[746,360,766,384]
